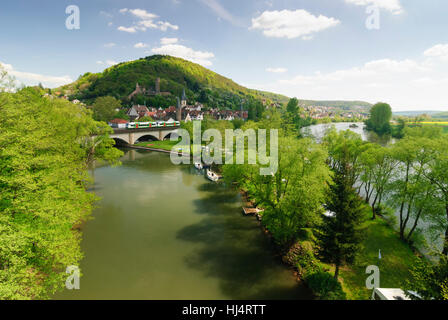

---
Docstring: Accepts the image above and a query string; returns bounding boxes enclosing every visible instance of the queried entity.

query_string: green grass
[135,140,183,151]
[337,216,418,300]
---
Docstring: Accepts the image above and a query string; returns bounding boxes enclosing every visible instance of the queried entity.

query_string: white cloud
[134,42,148,48]
[344,0,403,15]
[156,21,179,31]
[128,8,158,20]
[0,62,73,88]
[96,60,119,67]
[424,44,448,58]
[247,45,448,111]
[106,60,119,66]
[104,42,116,48]
[250,10,340,40]
[160,37,179,45]
[118,26,137,33]
[151,44,215,67]
[266,67,288,73]
[118,8,179,33]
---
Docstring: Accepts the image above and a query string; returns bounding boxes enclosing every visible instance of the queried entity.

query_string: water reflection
[54,150,311,300]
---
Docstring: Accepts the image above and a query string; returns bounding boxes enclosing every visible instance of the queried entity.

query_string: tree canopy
[0,85,122,299]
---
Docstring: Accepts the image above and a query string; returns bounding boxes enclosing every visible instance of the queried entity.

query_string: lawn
[135,140,185,152]
[336,216,418,300]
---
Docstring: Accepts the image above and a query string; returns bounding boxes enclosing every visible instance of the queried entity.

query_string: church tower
[181,88,187,107]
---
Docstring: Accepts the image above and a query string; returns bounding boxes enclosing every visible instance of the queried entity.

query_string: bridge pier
[129,132,135,145]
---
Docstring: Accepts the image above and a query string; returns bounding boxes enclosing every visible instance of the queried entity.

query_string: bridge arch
[135,134,160,143]
[112,137,130,147]
[134,132,160,143]
[161,130,179,141]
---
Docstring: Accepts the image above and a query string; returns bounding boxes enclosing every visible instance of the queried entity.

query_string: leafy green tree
[360,145,398,219]
[224,133,331,248]
[388,127,442,241]
[286,97,299,114]
[317,164,367,280]
[92,96,122,122]
[138,116,154,122]
[323,128,367,187]
[365,102,392,135]
[0,84,122,299]
[404,253,448,300]
[114,109,130,120]
[422,136,448,255]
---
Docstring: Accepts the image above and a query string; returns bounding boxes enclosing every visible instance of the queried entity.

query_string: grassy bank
[135,140,181,151]
[336,215,417,299]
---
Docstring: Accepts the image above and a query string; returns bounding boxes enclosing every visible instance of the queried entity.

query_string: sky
[1,0,447,111]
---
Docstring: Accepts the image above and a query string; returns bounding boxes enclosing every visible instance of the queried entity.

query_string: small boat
[206,169,219,182]
[194,162,203,170]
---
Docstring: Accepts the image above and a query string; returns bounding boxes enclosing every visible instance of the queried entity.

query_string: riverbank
[238,187,419,300]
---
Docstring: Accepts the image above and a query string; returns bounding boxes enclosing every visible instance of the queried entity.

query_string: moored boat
[194,162,203,170]
[206,169,219,182]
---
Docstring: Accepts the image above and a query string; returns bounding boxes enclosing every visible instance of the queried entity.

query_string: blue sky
[1,0,448,111]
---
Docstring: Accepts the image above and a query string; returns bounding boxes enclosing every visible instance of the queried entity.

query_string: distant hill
[298,99,372,111]
[393,110,444,117]
[56,55,290,109]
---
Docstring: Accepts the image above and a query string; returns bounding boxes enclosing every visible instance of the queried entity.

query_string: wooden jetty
[243,207,264,216]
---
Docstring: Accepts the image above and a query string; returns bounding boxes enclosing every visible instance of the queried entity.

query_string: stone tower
[181,88,187,107]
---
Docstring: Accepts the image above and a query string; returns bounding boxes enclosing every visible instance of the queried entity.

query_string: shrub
[305,271,347,300]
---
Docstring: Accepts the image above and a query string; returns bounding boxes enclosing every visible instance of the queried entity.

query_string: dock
[243,207,264,216]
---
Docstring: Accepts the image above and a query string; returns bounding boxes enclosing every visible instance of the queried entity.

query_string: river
[54,149,312,300]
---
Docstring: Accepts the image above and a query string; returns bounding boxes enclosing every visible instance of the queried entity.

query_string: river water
[54,149,311,300]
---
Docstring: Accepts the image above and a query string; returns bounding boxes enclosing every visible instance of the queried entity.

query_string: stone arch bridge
[109,127,180,146]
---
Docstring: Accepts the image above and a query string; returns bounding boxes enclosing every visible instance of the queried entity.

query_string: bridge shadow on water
[176,181,313,300]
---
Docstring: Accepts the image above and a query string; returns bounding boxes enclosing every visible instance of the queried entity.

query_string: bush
[305,271,347,300]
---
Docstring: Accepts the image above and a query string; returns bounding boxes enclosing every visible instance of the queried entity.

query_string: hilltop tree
[366,102,392,135]
[92,96,122,122]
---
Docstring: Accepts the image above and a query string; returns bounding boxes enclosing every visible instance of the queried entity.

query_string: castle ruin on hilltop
[128,78,171,100]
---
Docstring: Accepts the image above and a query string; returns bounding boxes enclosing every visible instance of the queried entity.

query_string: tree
[137,116,154,122]
[364,145,398,219]
[318,160,367,280]
[388,127,442,241]
[286,97,299,114]
[423,136,448,255]
[0,85,122,299]
[366,102,392,135]
[323,128,367,187]
[114,109,130,121]
[404,253,448,300]
[92,96,122,122]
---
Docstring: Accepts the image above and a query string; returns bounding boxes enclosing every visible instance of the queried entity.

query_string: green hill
[298,99,372,111]
[56,55,289,109]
